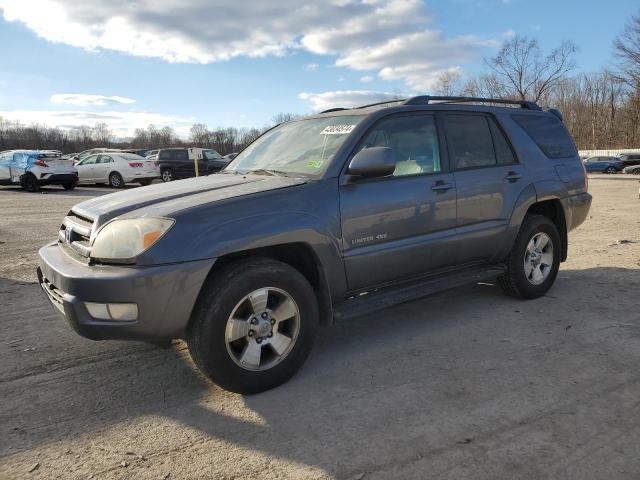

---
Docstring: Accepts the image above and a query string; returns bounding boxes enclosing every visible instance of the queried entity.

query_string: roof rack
[403,95,542,110]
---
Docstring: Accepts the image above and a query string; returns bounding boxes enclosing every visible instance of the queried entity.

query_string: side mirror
[347,147,396,179]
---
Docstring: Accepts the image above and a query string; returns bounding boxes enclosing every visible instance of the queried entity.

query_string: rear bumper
[37,242,215,341]
[568,192,592,231]
[124,171,160,182]
[39,173,77,185]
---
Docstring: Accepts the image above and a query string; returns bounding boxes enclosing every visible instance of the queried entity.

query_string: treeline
[0,115,289,155]
[433,11,640,149]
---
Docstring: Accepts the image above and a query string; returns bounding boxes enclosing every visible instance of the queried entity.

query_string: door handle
[505,171,522,182]
[431,181,453,192]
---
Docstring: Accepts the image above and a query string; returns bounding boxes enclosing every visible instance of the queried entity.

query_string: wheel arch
[524,199,568,261]
[193,242,335,327]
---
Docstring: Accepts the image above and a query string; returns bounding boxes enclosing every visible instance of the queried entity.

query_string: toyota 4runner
[38,96,591,393]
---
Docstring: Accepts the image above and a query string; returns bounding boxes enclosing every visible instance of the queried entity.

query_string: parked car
[622,164,640,174]
[583,156,623,173]
[76,152,159,187]
[618,153,640,167]
[145,149,159,161]
[121,148,149,158]
[0,150,77,192]
[157,147,224,181]
[38,95,591,394]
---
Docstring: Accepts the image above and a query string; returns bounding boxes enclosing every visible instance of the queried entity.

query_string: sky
[0,0,637,138]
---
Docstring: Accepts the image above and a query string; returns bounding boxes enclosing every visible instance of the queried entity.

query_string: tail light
[580,159,588,192]
[129,162,143,168]
[34,159,48,167]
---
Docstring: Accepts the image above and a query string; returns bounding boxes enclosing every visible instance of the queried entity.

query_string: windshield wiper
[243,169,288,177]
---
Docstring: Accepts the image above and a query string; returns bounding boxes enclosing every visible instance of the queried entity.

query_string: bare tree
[271,113,301,126]
[432,70,463,96]
[613,10,640,87]
[485,35,577,102]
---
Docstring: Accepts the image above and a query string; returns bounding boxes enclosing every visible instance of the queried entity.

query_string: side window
[488,118,516,165]
[81,155,97,165]
[512,114,577,159]
[356,114,441,177]
[177,150,189,161]
[445,114,496,169]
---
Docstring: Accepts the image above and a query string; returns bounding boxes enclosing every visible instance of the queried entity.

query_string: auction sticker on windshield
[320,125,356,135]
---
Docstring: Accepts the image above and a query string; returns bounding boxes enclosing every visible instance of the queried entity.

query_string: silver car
[76,152,160,187]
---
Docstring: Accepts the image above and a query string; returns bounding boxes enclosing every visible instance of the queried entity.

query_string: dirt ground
[0,176,639,480]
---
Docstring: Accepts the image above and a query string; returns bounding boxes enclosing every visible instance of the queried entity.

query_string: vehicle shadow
[1,266,639,477]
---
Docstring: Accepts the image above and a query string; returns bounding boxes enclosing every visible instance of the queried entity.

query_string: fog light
[85,302,138,321]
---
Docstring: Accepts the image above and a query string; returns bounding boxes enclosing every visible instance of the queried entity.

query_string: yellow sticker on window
[307,159,324,169]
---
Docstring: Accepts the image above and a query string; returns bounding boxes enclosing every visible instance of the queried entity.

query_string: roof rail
[403,95,542,110]
[354,99,406,109]
[320,107,348,114]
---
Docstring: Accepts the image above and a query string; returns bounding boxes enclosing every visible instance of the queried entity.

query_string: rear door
[175,150,192,178]
[340,112,458,291]
[444,112,524,265]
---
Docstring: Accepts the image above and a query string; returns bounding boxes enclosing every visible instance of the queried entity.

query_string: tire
[109,172,124,188]
[138,179,153,186]
[498,214,561,299]
[188,258,319,394]
[20,173,40,192]
[62,179,77,190]
[605,166,617,174]
[161,169,174,182]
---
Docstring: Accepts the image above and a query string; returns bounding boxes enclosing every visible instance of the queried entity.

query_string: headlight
[90,217,174,262]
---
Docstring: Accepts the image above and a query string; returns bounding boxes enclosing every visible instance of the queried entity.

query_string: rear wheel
[188,258,318,394]
[62,179,77,190]
[605,166,617,174]
[498,214,560,299]
[20,173,40,192]
[161,169,174,182]
[109,172,124,188]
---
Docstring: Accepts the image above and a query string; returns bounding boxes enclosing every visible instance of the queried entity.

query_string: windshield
[225,115,365,177]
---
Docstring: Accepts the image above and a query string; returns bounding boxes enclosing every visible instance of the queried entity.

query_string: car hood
[72,174,307,226]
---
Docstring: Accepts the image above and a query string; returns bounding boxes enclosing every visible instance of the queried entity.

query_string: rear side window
[445,115,496,169]
[176,150,188,161]
[512,114,576,159]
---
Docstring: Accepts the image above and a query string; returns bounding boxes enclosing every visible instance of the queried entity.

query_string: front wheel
[605,166,617,174]
[498,214,560,299]
[188,258,318,394]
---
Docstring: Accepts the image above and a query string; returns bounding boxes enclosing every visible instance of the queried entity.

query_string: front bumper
[38,242,215,341]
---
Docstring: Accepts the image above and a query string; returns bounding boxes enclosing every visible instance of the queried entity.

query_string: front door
[340,113,458,292]
[77,155,98,183]
[442,112,525,265]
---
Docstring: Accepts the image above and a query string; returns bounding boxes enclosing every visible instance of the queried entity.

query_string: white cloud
[0,0,498,90]
[360,75,374,83]
[299,90,402,111]
[50,93,136,106]
[0,109,194,138]
[304,63,319,71]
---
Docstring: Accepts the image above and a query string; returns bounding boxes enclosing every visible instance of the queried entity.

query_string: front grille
[59,211,95,258]
[40,275,65,313]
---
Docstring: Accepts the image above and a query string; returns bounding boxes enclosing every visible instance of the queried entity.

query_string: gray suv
[38,96,591,393]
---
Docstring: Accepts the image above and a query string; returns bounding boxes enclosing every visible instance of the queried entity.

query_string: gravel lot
[1,176,639,480]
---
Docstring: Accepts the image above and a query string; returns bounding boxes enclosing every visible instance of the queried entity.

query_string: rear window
[159,149,188,161]
[512,114,576,159]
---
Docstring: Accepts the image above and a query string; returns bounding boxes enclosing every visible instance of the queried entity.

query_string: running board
[333,265,504,322]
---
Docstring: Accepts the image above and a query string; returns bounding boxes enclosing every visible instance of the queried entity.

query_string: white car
[0,150,77,192]
[76,152,159,188]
